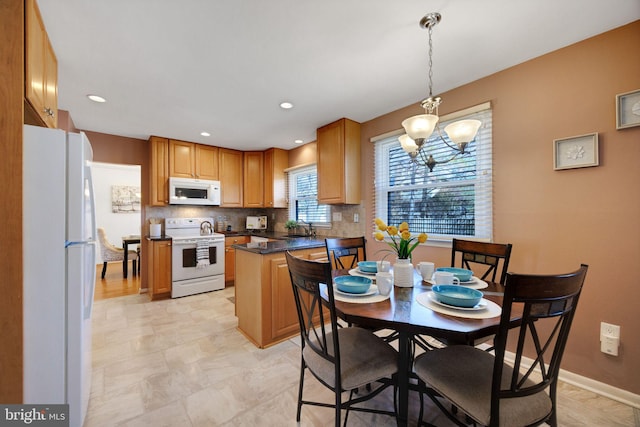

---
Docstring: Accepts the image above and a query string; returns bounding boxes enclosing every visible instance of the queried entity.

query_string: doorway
[92,162,142,299]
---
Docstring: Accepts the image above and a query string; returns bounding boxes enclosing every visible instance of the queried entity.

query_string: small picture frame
[616,89,640,129]
[553,133,599,170]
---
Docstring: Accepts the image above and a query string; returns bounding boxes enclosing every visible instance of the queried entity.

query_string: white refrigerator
[23,125,97,427]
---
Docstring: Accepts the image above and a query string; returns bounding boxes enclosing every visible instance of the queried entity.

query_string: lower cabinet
[235,248,327,348]
[146,239,172,300]
[225,235,250,284]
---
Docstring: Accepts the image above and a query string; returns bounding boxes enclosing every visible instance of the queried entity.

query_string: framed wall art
[616,89,640,129]
[553,133,599,171]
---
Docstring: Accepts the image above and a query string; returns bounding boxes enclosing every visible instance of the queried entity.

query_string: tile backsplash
[145,204,368,238]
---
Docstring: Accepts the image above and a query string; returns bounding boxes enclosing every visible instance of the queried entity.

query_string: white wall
[92,162,141,263]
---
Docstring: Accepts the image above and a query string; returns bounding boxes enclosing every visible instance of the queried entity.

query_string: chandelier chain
[428,23,434,98]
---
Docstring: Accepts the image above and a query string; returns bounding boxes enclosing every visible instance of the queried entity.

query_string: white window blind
[287,165,331,225]
[374,106,493,242]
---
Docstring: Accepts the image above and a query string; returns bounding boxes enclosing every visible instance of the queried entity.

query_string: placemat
[416,291,501,319]
[321,283,391,304]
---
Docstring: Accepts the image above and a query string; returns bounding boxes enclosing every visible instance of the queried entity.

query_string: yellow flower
[418,233,428,243]
[399,222,409,232]
[401,230,411,240]
[374,231,385,241]
[387,226,398,236]
[375,218,388,231]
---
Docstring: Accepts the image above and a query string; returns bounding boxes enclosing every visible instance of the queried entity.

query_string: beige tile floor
[88,287,638,426]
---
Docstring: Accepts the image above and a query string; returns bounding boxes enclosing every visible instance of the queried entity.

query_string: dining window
[373,105,493,243]
[287,165,331,226]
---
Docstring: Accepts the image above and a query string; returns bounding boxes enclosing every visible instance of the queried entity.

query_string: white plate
[356,267,376,275]
[428,292,487,311]
[334,284,378,297]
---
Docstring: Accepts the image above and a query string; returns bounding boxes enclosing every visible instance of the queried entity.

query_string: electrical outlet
[353,213,359,223]
[600,322,620,356]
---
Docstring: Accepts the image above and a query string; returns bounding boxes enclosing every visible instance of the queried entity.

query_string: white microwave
[169,177,221,205]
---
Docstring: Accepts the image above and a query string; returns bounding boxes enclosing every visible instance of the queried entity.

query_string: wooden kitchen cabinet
[224,235,250,284]
[169,139,219,180]
[219,148,243,207]
[235,247,324,348]
[25,0,58,128]
[264,148,288,208]
[317,118,361,204]
[243,151,264,207]
[149,136,169,206]
[146,239,172,300]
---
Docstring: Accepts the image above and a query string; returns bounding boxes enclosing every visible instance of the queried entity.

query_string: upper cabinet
[169,139,219,180]
[219,148,244,207]
[317,118,361,204]
[149,136,169,206]
[264,148,288,208]
[25,0,58,128]
[243,151,264,207]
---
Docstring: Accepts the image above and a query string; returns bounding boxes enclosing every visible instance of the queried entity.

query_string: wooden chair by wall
[451,239,513,284]
[325,237,367,270]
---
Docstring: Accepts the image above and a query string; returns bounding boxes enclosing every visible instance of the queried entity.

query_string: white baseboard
[503,351,640,409]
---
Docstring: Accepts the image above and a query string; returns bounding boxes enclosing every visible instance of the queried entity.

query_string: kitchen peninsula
[234,235,330,348]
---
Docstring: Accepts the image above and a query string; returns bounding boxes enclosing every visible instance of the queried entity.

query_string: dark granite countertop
[233,234,329,254]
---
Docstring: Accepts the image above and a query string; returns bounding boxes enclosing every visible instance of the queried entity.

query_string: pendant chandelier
[399,13,481,172]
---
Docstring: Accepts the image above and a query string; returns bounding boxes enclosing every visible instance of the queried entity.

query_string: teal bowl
[432,285,483,308]
[357,261,378,273]
[436,267,473,282]
[334,275,372,294]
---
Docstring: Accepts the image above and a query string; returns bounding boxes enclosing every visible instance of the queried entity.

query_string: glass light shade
[401,114,439,141]
[444,119,481,144]
[398,134,418,153]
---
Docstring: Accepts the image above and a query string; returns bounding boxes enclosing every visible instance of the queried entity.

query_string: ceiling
[37,0,640,151]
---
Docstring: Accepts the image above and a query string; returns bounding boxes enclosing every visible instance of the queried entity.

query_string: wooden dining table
[329,269,522,427]
[121,235,141,278]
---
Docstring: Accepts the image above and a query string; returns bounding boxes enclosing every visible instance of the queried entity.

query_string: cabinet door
[264,148,288,208]
[270,256,300,340]
[25,0,57,128]
[243,151,264,207]
[150,240,172,299]
[169,140,195,178]
[196,145,219,180]
[317,118,361,204]
[149,137,169,206]
[219,148,243,207]
[43,35,58,128]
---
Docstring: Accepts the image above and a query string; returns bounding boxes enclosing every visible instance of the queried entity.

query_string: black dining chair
[325,237,367,270]
[285,251,398,427]
[414,264,588,427]
[451,238,513,284]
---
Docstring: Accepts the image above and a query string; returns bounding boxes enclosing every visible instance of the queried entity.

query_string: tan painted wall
[362,21,640,394]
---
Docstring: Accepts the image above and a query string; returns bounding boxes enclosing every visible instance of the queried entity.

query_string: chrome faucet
[298,220,315,238]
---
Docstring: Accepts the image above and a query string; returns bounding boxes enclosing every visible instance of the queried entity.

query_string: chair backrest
[325,237,367,270]
[451,238,513,284]
[97,227,124,261]
[285,251,341,375]
[490,264,588,424]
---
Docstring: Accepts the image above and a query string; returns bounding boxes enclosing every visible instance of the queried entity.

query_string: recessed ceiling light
[294,139,304,144]
[87,94,106,103]
[280,102,293,109]
[200,132,211,137]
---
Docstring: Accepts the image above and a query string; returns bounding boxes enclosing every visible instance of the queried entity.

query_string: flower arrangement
[374,218,427,260]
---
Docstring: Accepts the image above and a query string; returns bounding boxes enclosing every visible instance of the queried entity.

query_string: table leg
[123,242,128,278]
[397,331,411,427]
